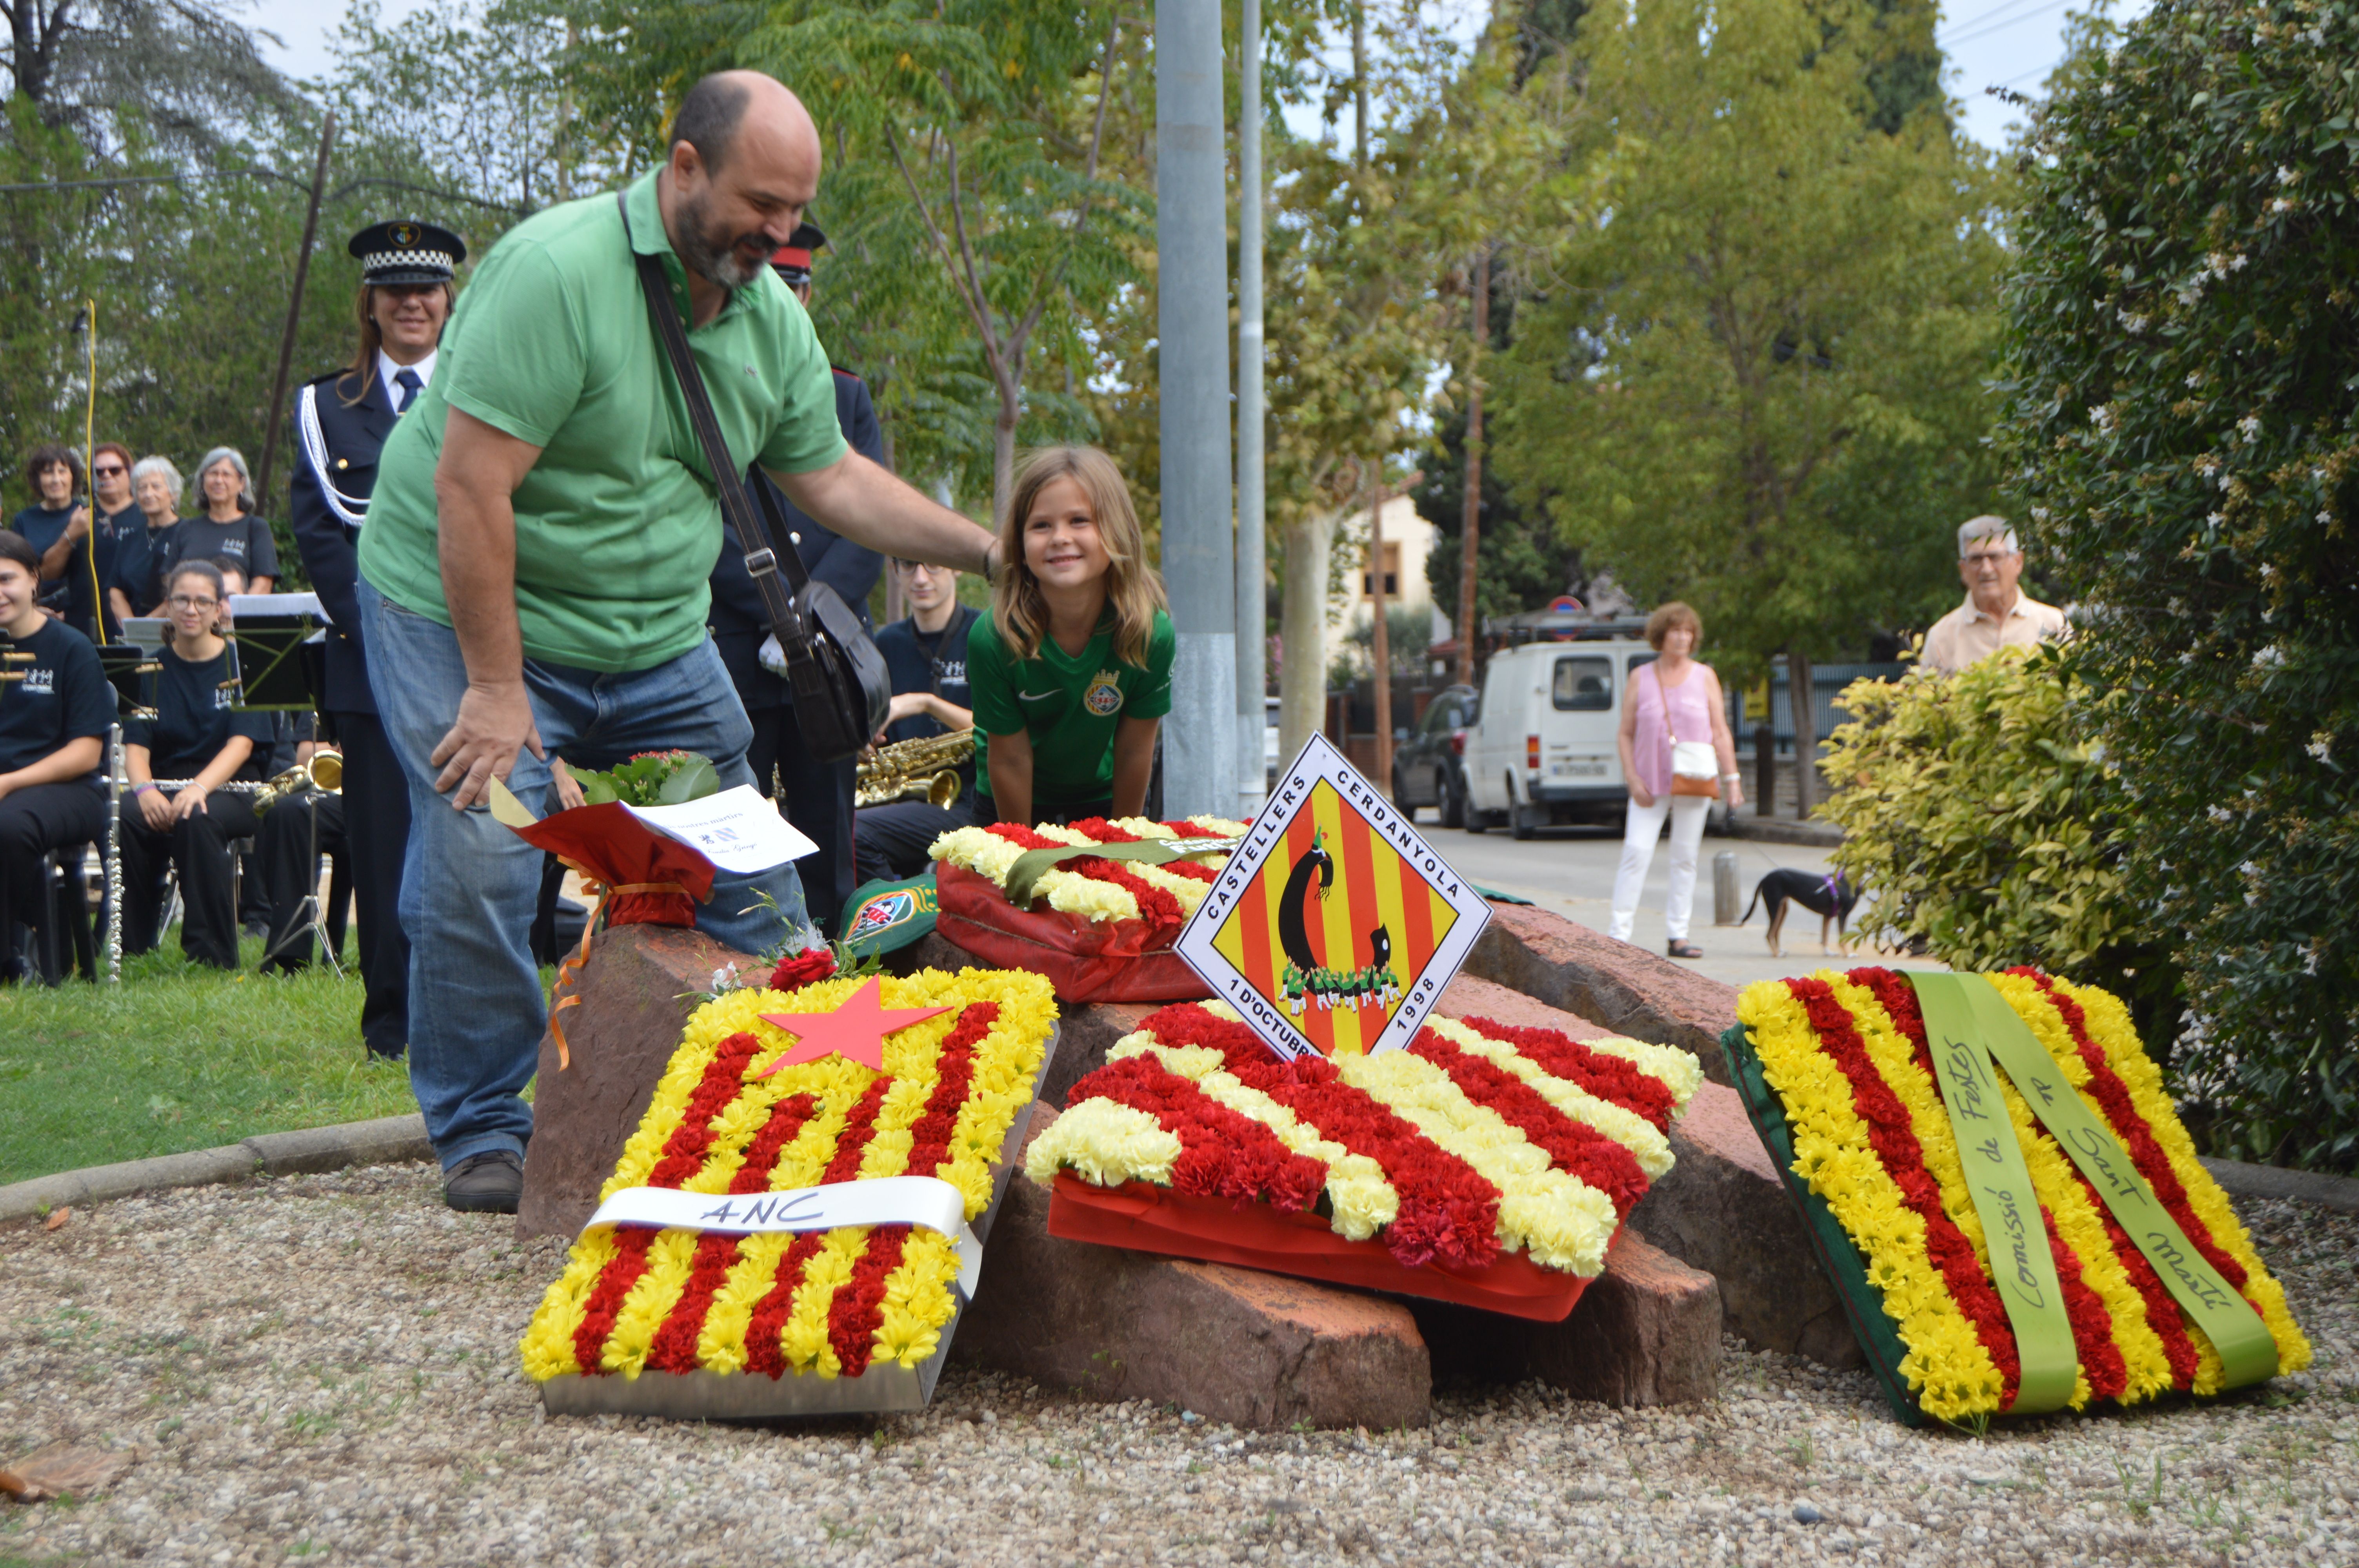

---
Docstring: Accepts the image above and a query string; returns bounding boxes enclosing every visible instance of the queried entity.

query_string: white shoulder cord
[296,383,372,528]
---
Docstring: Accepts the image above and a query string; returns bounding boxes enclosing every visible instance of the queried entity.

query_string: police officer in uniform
[707,221,883,935]
[287,219,464,1058]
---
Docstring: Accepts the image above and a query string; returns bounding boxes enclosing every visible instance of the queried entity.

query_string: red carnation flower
[770,947,838,991]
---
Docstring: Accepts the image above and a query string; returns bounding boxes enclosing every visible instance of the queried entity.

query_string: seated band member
[11,443,96,642]
[0,531,113,984]
[157,448,277,594]
[118,560,272,968]
[109,457,184,624]
[851,557,977,883]
[968,446,1173,827]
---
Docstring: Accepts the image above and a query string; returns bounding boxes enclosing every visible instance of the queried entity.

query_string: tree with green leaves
[1997,0,2359,1168]
[1492,0,2005,715]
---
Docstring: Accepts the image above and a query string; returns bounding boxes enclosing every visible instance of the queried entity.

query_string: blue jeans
[358,577,816,1170]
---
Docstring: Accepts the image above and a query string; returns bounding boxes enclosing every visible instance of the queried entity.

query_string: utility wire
[0,167,526,214]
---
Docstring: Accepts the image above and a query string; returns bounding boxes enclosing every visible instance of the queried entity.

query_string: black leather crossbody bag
[619,192,889,763]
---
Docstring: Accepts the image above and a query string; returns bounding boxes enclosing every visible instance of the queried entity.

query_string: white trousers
[1608,792,1711,943]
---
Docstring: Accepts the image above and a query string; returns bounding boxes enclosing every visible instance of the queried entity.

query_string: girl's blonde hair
[992,445,1167,666]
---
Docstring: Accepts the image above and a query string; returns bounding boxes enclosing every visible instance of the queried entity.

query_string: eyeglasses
[1961,551,2015,567]
[94,464,126,477]
[892,559,945,574]
[167,595,220,611]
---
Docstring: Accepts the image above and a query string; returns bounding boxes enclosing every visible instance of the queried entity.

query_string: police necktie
[393,368,423,414]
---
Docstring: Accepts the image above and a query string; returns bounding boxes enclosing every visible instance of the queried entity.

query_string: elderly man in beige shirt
[1919,515,2068,674]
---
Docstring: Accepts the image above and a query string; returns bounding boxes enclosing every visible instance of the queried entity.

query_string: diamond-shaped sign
[1174,734,1492,1060]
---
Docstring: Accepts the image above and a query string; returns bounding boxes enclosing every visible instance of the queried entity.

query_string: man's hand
[430,680,545,809]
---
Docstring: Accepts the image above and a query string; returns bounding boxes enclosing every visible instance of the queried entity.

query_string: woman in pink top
[1611,602,1742,957]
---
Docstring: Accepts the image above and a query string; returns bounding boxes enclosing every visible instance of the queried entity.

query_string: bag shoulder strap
[1650,661,1683,746]
[615,191,814,631]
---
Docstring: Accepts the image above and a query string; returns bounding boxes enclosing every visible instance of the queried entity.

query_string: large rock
[1463,900,1739,1084]
[1627,1081,1861,1367]
[954,1107,1432,1430]
[516,923,756,1241]
[1408,1230,1721,1405]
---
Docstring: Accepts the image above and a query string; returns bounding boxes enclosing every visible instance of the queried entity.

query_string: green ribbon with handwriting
[1002,837,1241,909]
[1952,975,2279,1389]
[1910,972,2080,1414]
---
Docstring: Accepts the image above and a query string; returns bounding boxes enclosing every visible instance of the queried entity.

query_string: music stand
[229,596,342,975]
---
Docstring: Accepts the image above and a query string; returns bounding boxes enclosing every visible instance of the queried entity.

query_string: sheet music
[622,785,819,873]
[229,592,329,622]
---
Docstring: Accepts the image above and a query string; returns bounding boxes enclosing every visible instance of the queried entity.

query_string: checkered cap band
[364,248,455,278]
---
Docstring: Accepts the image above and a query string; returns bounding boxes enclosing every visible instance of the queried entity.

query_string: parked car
[1390,683,1477,827]
[1461,637,1723,839]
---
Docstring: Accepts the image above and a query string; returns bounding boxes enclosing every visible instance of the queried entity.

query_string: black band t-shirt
[874,605,978,745]
[124,644,272,782]
[10,504,95,634]
[0,617,114,789]
[156,514,279,584]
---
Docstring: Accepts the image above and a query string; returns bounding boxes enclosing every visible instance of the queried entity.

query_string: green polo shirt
[358,171,848,672]
[968,608,1175,808]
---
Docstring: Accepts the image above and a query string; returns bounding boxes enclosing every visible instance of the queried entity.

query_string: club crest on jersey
[1083,671,1123,717]
[22,667,54,695]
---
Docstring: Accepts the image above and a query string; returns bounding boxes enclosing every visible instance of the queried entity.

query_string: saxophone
[253,751,344,816]
[854,729,974,809]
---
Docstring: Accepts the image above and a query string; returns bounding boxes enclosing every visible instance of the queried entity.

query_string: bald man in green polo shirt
[354,71,1002,1213]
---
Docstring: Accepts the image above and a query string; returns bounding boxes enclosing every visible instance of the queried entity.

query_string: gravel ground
[3,1163,2354,1567]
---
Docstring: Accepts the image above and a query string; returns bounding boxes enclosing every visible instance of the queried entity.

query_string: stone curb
[1726,817,1844,849]
[0,1113,432,1225]
[2203,1156,2359,1216]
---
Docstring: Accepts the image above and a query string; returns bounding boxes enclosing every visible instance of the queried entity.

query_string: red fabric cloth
[505,801,715,928]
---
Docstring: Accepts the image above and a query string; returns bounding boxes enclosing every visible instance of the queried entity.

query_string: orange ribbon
[546,858,693,1071]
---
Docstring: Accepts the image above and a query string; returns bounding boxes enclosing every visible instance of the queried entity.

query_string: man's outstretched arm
[766,450,1000,581]
[432,407,549,809]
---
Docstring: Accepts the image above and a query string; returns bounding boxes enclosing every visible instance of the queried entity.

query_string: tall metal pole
[256,111,338,516]
[1368,467,1392,791]
[1456,245,1489,690]
[1233,0,1266,817]
[1157,0,1237,820]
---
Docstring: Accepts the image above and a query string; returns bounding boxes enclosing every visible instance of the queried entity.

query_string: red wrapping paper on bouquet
[500,799,720,1067]
[934,863,1211,1005]
[506,801,717,930]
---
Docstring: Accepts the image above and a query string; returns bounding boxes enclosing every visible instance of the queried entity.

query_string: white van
[1462,625,1722,838]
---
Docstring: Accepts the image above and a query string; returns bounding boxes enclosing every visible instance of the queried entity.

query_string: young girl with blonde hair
[967,445,1174,825]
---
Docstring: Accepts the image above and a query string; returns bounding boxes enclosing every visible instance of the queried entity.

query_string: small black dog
[1741,869,1859,958]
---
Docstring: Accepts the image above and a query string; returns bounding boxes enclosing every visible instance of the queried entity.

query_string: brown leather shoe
[443,1150,524,1214]
[1667,940,1704,960]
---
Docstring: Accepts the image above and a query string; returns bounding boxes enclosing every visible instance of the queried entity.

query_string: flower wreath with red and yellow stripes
[520,966,1056,1384]
[1026,1000,1701,1279]
[1734,966,2309,1423]
[931,815,1250,940]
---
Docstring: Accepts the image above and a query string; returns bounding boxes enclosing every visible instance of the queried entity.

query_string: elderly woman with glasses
[156,447,276,596]
[117,559,274,968]
[109,456,185,622]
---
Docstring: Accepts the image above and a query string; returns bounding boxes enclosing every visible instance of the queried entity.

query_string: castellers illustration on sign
[1173,733,1493,1062]
[1274,828,1399,1015]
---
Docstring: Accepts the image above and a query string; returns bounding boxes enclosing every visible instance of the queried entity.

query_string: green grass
[0,938,419,1185]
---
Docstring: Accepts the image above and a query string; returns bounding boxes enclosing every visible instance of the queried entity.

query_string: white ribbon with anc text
[581,1175,983,1297]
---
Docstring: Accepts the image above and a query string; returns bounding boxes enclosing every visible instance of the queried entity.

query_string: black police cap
[349,220,467,286]
[770,221,828,286]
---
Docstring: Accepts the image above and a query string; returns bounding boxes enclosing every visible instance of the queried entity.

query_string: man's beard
[675,188,766,290]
